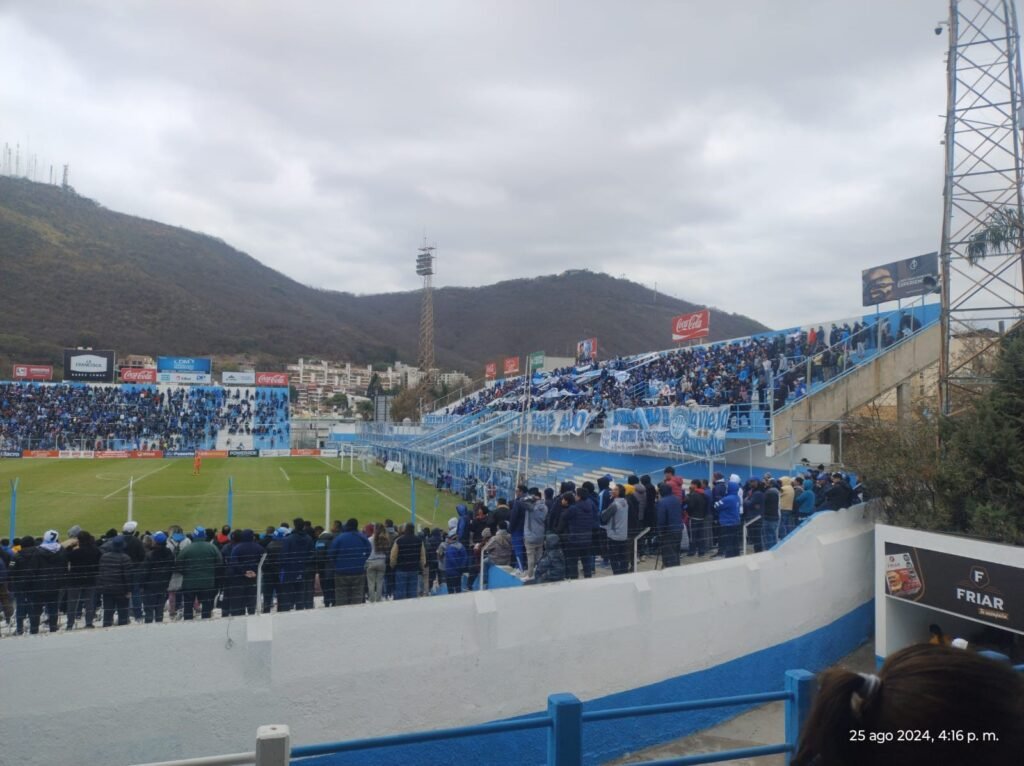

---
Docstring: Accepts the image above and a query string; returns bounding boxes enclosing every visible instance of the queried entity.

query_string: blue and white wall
[0,508,875,766]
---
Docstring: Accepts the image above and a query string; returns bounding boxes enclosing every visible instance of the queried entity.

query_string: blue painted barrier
[289,676,813,765]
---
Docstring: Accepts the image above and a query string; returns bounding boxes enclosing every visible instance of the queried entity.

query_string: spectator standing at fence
[278,522,313,611]
[715,479,742,558]
[178,527,222,620]
[794,477,816,524]
[366,525,390,603]
[559,490,595,579]
[96,535,133,627]
[442,531,469,594]
[762,480,781,550]
[655,484,683,568]
[330,519,371,606]
[743,480,765,553]
[508,485,530,571]
[13,532,65,634]
[315,521,340,608]
[228,529,263,615]
[523,488,548,577]
[261,528,285,612]
[779,477,796,536]
[424,526,443,593]
[115,521,147,622]
[640,475,658,554]
[390,523,425,600]
[601,484,630,574]
[141,532,175,623]
[687,480,710,557]
[65,530,101,630]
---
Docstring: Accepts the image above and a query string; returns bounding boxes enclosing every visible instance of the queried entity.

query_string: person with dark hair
[442,530,469,594]
[762,479,781,550]
[96,536,133,627]
[65,530,101,629]
[928,623,951,646]
[686,479,709,557]
[278,522,313,611]
[329,518,371,606]
[227,529,264,615]
[715,477,742,558]
[12,532,66,634]
[655,483,683,567]
[523,488,548,577]
[640,474,658,555]
[314,520,341,608]
[793,644,1024,766]
[141,531,175,622]
[366,525,390,603]
[559,489,595,579]
[531,534,566,584]
[601,484,630,575]
[508,484,530,571]
[389,523,425,600]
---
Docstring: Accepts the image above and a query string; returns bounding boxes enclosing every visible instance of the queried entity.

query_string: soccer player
[193,454,202,476]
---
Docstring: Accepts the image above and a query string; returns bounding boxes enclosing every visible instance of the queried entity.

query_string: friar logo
[970,565,990,588]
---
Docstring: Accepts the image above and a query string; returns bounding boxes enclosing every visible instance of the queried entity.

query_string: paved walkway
[605,643,877,765]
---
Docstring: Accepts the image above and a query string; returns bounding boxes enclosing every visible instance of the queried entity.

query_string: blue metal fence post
[784,669,816,765]
[9,478,18,541]
[227,476,234,528]
[410,472,417,527]
[547,693,582,766]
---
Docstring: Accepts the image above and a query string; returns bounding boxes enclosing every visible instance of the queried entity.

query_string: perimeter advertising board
[862,252,939,306]
[156,371,212,384]
[222,371,256,385]
[157,357,212,373]
[671,309,711,342]
[12,364,53,381]
[485,362,497,380]
[63,350,116,383]
[883,541,1024,634]
[256,372,289,387]
[576,338,597,361]
[120,368,157,383]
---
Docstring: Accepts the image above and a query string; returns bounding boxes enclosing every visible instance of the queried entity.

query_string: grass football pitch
[0,457,467,539]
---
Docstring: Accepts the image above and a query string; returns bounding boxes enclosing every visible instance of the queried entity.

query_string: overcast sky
[0,1,951,328]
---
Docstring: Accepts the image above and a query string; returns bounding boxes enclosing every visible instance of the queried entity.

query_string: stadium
[3,3,1024,766]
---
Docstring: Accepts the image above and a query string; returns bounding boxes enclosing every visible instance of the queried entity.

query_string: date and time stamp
[849,729,1000,744]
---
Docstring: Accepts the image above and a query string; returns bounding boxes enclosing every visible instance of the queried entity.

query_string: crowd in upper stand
[446,312,927,420]
[0,383,289,450]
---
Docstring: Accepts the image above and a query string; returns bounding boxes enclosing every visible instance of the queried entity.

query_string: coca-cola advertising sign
[671,309,711,342]
[120,367,157,383]
[485,362,497,380]
[503,356,520,376]
[256,372,289,387]
[12,364,53,381]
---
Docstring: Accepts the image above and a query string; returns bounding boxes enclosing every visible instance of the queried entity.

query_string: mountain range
[0,176,769,377]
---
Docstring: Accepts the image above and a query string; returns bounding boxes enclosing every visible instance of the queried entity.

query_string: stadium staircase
[769,321,940,453]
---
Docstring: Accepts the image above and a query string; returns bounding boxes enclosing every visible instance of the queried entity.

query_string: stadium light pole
[227,476,234,529]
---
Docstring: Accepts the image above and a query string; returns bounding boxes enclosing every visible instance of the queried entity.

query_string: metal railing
[288,671,815,765]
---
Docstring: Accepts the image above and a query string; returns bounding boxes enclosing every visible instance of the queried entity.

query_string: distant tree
[355,400,374,421]
[366,373,382,399]
[327,392,348,411]
[967,205,1023,264]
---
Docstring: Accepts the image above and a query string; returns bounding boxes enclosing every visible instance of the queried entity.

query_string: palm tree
[967,205,1023,264]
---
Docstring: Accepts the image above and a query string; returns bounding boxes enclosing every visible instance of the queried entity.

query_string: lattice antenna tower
[939,0,1024,415]
[416,240,437,379]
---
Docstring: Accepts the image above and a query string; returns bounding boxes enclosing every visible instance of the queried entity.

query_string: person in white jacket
[522,488,548,577]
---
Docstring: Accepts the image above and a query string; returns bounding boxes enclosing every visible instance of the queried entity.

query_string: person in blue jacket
[794,477,817,521]
[558,489,595,579]
[279,524,314,611]
[442,532,469,594]
[655,483,683,567]
[456,503,473,546]
[715,479,742,558]
[329,518,371,606]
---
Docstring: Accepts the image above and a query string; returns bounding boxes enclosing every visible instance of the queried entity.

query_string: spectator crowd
[0,463,860,637]
[0,383,289,451]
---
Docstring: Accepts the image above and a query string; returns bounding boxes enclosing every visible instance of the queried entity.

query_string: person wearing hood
[228,529,265,615]
[97,535,133,627]
[13,531,66,634]
[779,477,797,537]
[442,531,469,594]
[314,521,341,608]
[481,526,513,568]
[531,534,566,584]
[141,531,175,623]
[655,484,683,568]
[523,488,548,577]
[456,503,473,546]
[177,527,223,619]
[715,479,742,558]
[744,480,766,553]
[329,518,371,606]
[261,527,287,613]
[639,475,658,554]
[687,479,710,557]
[601,484,630,574]
[762,480,781,550]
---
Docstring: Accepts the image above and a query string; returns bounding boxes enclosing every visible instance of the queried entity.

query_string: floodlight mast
[938,0,1024,416]
[417,241,436,382]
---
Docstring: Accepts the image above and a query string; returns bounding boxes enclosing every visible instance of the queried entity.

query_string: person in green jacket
[177,527,223,620]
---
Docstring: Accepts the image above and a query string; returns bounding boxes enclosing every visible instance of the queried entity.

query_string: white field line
[279,466,290,482]
[102,462,173,499]
[315,458,411,512]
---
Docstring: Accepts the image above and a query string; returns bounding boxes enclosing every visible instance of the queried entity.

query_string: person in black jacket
[141,532,175,623]
[687,480,710,557]
[66,530,102,629]
[13,533,66,634]
[97,536,133,627]
[640,475,658,554]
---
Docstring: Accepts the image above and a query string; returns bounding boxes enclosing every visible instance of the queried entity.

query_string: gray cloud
[0,0,949,328]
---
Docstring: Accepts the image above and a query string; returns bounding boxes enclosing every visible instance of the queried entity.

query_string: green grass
[0,457,467,539]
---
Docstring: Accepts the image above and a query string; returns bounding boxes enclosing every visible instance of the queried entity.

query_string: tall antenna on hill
[416,239,437,381]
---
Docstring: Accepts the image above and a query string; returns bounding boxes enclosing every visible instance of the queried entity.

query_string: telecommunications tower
[938,0,1024,414]
[416,240,436,379]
